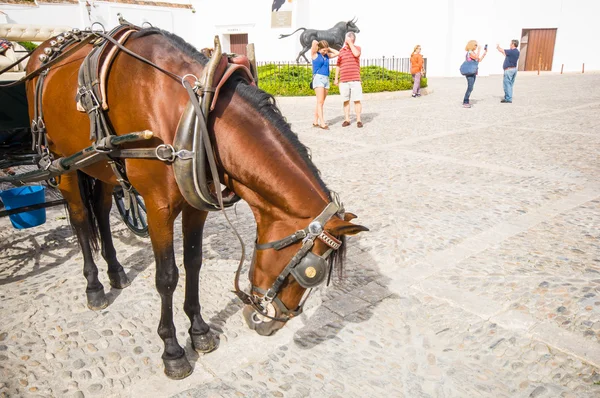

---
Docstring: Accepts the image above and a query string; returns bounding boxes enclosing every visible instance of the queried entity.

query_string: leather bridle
[234,200,344,323]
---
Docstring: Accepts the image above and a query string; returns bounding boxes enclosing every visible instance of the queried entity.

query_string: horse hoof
[86,289,108,310]
[191,330,219,354]
[108,269,131,289]
[163,356,193,380]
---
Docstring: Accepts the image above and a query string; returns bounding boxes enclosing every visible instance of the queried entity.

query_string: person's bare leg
[343,100,351,123]
[316,87,328,127]
[355,101,362,123]
[314,95,319,126]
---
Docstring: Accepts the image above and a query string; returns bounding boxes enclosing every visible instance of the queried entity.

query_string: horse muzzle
[242,304,286,336]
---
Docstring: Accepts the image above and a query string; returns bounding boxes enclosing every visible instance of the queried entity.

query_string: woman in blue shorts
[311,40,338,130]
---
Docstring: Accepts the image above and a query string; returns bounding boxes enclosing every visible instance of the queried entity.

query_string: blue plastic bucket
[0,185,47,229]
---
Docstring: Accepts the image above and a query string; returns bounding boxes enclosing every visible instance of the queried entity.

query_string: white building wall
[1,1,196,49]
[1,0,598,76]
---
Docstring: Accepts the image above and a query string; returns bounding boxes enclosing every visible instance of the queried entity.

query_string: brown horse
[26,28,367,379]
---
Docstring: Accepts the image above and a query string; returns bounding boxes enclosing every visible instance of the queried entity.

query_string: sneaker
[342,121,351,127]
[463,104,472,108]
[500,99,512,103]
[416,93,422,97]
[411,94,417,98]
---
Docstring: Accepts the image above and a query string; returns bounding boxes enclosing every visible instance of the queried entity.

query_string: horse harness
[23,23,253,211]
[14,23,346,323]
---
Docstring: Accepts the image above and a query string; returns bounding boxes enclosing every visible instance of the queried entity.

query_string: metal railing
[256,57,427,85]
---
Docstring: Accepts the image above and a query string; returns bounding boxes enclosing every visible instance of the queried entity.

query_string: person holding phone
[497,40,520,103]
[462,40,487,108]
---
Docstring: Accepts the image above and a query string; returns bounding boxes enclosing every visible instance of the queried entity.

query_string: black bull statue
[279,19,360,63]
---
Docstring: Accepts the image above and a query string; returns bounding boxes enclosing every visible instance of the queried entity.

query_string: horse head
[242,199,368,336]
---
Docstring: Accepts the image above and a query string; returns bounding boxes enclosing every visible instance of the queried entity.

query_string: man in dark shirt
[496,40,520,103]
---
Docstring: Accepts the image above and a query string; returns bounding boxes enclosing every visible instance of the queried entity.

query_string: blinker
[290,250,331,288]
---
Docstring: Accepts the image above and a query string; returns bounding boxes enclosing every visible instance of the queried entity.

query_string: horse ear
[328,218,369,236]
[343,212,358,221]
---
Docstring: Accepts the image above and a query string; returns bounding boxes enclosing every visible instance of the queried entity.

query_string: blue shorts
[312,74,330,90]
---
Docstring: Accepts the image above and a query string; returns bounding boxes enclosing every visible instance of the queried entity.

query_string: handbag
[460,52,478,76]
[309,73,315,90]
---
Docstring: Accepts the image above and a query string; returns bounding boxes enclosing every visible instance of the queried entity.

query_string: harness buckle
[263,289,276,304]
[181,74,200,91]
[155,144,176,162]
[155,144,194,162]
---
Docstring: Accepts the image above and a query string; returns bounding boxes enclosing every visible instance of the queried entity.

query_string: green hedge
[17,42,38,52]
[257,64,427,96]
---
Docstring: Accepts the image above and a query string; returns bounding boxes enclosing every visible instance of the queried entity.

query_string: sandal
[312,123,319,127]
[319,125,329,130]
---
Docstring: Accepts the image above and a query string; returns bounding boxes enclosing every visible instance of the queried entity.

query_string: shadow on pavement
[327,112,379,126]
[292,239,393,349]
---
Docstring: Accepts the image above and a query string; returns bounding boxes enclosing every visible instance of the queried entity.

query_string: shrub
[17,41,38,52]
[257,64,427,96]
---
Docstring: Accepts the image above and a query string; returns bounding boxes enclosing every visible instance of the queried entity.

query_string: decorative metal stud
[43,47,52,56]
[39,54,48,63]
[49,40,57,47]
[57,36,65,43]
[64,32,71,38]
[305,267,317,278]
[72,28,81,34]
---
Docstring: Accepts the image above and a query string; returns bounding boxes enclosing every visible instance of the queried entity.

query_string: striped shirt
[338,45,361,82]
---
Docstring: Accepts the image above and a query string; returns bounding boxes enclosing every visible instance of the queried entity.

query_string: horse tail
[76,170,100,252]
[278,27,306,39]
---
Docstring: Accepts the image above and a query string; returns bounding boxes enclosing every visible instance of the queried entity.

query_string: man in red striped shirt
[334,32,363,128]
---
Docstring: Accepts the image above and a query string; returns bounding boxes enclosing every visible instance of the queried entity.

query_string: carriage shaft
[0,130,154,184]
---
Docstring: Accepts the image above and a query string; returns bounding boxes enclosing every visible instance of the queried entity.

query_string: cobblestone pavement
[1,73,600,397]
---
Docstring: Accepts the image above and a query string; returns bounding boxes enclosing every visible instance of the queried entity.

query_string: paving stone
[323,293,371,317]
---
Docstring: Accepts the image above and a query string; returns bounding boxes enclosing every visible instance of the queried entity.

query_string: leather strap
[255,202,340,251]
[255,230,307,251]
[94,31,182,82]
[0,34,96,88]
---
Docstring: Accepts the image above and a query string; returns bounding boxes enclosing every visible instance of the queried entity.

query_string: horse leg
[147,202,192,379]
[59,172,108,310]
[92,182,130,289]
[182,205,218,353]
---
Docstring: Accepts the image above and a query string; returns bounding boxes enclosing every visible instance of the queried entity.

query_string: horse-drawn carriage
[0,21,367,379]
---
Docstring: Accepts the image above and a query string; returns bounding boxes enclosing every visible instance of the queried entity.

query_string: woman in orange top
[410,45,424,97]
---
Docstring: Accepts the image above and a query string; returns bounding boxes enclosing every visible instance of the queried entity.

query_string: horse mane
[132,27,346,276]
[132,27,209,66]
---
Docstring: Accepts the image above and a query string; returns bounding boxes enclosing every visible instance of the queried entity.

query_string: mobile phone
[484,44,488,50]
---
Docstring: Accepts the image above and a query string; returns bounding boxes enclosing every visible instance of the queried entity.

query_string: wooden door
[230,34,248,56]
[524,28,557,71]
